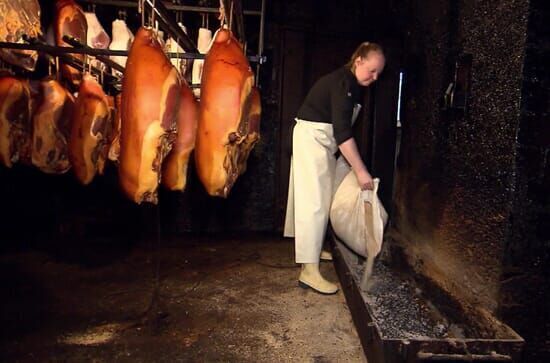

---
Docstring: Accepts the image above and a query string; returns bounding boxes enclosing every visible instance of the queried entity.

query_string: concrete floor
[1,234,366,362]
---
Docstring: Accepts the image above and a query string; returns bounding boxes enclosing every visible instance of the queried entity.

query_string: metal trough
[330,234,525,362]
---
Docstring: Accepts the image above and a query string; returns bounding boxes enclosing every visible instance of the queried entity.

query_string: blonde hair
[347,42,384,72]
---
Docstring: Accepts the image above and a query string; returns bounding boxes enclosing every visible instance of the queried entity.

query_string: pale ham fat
[109,19,134,78]
[191,27,213,98]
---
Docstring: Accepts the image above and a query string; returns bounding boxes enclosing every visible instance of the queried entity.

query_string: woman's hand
[338,137,374,190]
[355,168,374,190]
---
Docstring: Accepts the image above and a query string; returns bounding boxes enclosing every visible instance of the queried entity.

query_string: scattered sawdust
[59,323,121,346]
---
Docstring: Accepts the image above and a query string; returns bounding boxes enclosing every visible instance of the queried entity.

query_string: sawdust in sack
[330,162,388,261]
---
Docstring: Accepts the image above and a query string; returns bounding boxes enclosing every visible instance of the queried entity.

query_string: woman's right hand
[355,168,374,190]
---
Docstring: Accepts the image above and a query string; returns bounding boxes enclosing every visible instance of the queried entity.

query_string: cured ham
[54,0,88,88]
[119,27,181,204]
[0,76,32,168]
[84,12,110,71]
[162,79,198,191]
[235,87,261,174]
[109,19,134,77]
[191,27,213,97]
[107,94,122,162]
[0,0,42,71]
[84,13,110,49]
[195,29,261,197]
[31,78,74,174]
[68,74,111,185]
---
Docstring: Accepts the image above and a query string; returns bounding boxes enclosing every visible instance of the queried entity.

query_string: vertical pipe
[255,0,265,87]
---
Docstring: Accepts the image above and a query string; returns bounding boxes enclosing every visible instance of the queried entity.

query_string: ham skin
[162,79,198,191]
[31,78,74,174]
[0,76,32,168]
[69,74,111,185]
[54,0,88,88]
[195,29,261,197]
[119,27,181,204]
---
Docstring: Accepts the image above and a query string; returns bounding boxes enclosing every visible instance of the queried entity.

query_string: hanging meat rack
[0,0,267,87]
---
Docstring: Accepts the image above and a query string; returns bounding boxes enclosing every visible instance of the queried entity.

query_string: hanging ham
[191,27,212,98]
[31,78,74,174]
[68,74,111,185]
[109,19,134,78]
[0,0,42,71]
[84,12,110,71]
[195,29,261,198]
[162,79,198,191]
[54,0,87,88]
[0,76,32,168]
[107,94,122,162]
[119,27,181,204]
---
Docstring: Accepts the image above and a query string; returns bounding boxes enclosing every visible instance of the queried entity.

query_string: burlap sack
[330,166,388,289]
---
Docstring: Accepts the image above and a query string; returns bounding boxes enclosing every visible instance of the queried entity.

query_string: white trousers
[284,119,339,263]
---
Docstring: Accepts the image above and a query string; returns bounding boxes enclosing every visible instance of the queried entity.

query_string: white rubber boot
[320,250,333,261]
[298,263,338,294]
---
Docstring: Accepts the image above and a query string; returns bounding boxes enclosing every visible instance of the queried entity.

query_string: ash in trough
[338,239,468,340]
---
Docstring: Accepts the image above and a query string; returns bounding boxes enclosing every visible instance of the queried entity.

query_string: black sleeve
[331,78,354,145]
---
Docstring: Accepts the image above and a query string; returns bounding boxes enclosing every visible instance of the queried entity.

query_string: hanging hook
[229,1,233,32]
[218,0,226,28]
[55,56,60,81]
[140,0,146,27]
[151,0,156,30]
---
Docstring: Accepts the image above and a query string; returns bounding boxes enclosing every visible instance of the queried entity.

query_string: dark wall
[500,0,550,360]
[390,0,549,359]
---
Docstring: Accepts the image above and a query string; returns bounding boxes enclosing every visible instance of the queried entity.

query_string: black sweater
[296,66,363,145]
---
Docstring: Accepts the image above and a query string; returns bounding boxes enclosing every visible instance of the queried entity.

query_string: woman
[284,42,386,294]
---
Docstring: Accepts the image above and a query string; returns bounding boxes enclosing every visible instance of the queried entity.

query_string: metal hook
[151,0,156,29]
[55,56,60,81]
[229,1,233,32]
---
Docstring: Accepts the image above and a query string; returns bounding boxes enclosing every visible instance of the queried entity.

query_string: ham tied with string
[162,79,198,191]
[195,29,261,198]
[68,74,111,185]
[0,76,32,168]
[54,0,87,88]
[119,27,181,204]
[31,78,74,174]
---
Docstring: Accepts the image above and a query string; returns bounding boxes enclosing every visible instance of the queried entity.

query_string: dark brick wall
[390,0,529,331]
[390,0,548,359]
[500,0,550,360]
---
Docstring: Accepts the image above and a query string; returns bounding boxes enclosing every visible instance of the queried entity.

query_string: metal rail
[141,0,198,53]
[0,41,265,63]
[78,0,261,16]
[63,36,125,73]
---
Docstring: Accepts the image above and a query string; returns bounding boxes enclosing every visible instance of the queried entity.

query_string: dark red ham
[69,74,111,184]
[54,0,88,88]
[0,76,32,167]
[31,78,74,174]
[0,0,42,71]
